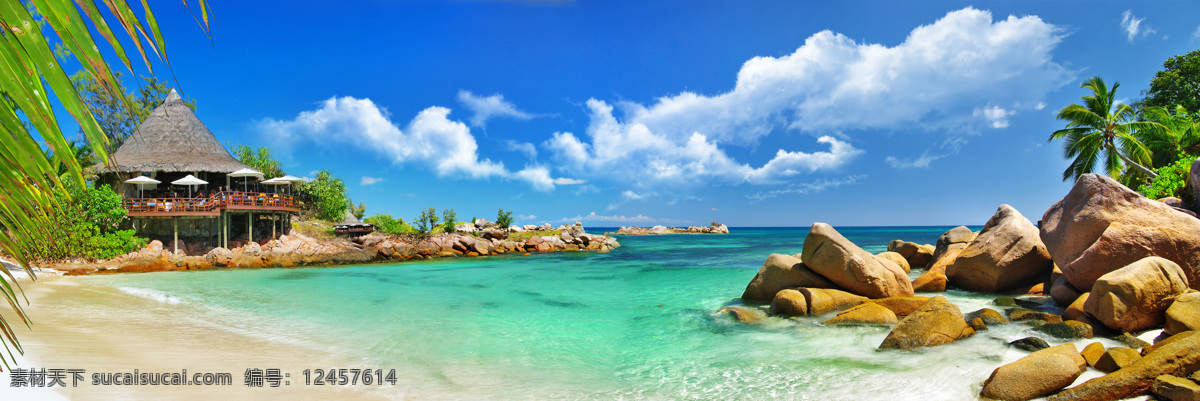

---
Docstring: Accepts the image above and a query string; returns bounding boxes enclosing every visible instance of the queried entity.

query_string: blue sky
[62,1,1200,227]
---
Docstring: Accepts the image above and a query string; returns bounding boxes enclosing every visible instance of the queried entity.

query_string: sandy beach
[0,270,396,401]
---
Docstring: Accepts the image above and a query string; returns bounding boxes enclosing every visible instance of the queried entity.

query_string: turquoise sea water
[78,226,1116,400]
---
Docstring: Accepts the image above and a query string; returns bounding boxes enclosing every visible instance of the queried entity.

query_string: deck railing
[122,191,298,215]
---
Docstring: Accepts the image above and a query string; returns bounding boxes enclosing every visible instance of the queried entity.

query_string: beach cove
[0,226,1141,400]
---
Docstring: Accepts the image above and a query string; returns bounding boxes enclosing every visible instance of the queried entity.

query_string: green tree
[363,214,416,235]
[30,181,146,262]
[297,170,349,222]
[349,200,367,220]
[1140,105,1200,167]
[1137,152,1197,207]
[1142,50,1200,112]
[496,208,514,228]
[442,208,457,233]
[1050,77,1160,182]
[0,0,212,370]
[415,207,439,233]
[71,70,196,155]
[231,145,285,179]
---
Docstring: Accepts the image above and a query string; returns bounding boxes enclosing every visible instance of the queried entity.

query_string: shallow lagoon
[78,227,1122,400]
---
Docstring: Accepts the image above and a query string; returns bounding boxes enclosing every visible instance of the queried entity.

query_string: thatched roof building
[334,211,374,235]
[92,89,251,174]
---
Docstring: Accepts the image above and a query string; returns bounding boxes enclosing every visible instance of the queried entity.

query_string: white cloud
[545,7,1067,181]
[1192,25,1200,42]
[553,177,586,185]
[457,90,534,128]
[1121,10,1155,43]
[262,97,575,191]
[505,140,538,159]
[360,176,385,185]
[747,175,867,201]
[886,153,944,169]
[518,214,537,220]
[550,212,688,225]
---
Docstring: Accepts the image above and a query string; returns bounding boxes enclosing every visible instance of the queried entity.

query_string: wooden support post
[272,214,276,240]
[248,212,253,244]
[173,217,178,254]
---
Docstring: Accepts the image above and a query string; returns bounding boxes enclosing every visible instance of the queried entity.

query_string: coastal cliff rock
[1047,331,1200,401]
[741,254,834,302]
[946,205,1053,293]
[1084,256,1189,333]
[1040,173,1200,293]
[878,296,973,349]
[801,223,914,299]
[980,344,1087,401]
[616,222,729,235]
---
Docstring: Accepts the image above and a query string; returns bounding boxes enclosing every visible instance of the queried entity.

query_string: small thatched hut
[334,211,374,236]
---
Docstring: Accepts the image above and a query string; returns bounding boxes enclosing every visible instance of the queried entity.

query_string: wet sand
[0,271,399,400]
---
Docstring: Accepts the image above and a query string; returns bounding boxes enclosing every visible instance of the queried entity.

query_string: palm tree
[1140,105,1199,167]
[0,0,210,371]
[1050,77,1160,182]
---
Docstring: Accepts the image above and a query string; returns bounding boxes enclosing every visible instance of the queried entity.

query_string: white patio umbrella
[275,175,305,194]
[228,168,264,192]
[172,175,208,198]
[261,177,289,193]
[124,176,160,198]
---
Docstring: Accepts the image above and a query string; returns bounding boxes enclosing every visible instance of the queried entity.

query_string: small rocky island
[720,173,1200,401]
[614,221,729,235]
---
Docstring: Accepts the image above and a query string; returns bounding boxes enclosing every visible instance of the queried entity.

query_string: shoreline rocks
[614,222,729,235]
[801,223,914,299]
[55,226,621,275]
[946,205,1053,293]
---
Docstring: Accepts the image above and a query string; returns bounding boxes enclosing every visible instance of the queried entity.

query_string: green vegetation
[297,171,350,222]
[363,214,417,235]
[31,182,147,262]
[350,200,367,220]
[0,0,213,369]
[1142,50,1200,112]
[496,208,514,228]
[71,70,195,155]
[1049,76,1158,183]
[231,145,284,179]
[415,207,440,233]
[442,208,458,233]
[1137,153,1197,207]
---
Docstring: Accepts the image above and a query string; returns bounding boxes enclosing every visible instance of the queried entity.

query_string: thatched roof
[336,211,369,227]
[91,89,252,174]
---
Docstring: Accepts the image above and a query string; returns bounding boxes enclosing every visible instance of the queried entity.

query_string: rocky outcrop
[864,296,932,318]
[912,270,948,293]
[822,302,898,326]
[1153,375,1200,401]
[741,254,834,302]
[889,241,933,270]
[980,344,1087,401]
[1033,321,1093,339]
[879,296,974,349]
[616,222,729,235]
[946,205,1053,293]
[799,288,867,315]
[927,226,977,272]
[1048,331,1200,401]
[875,252,910,273]
[1084,256,1189,333]
[801,223,914,299]
[715,305,767,324]
[769,289,808,316]
[1095,347,1142,373]
[1040,174,1200,293]
[1165,292,1200,335]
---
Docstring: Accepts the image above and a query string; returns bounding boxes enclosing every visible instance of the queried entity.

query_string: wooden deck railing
[122,191,299,216]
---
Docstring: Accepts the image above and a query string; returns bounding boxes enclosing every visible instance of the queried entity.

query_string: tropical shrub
[363,214,417,235]
[297,170,349,222]
[29,182,146,261]
[1138,153,1196,208]
[496,208,514,228]
[442,208,457,233]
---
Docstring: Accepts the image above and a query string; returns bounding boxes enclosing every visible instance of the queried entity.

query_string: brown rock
[1033,321,1094,339]
[966,308,1008,326]
[1081,342,1106,367]
[1064,293,1090,322]
[1051,276,1084,307]
[799,288,867,315]
[769,289,808,316]
[1008,309,1063,324]
[1040,174,1200,293]
[912,270,947,293]
[1048,331,1200,401]
[876,252,910,273]
[927,226,976,275]
[980,344,1087,401]
[741,254,835,302]
[1095,347,1143,373]
[1153,375,1200,401]
[894,241,933,269]
[822,302,898,326]
[947,205,1054,293]
[1165,292,1200,335]
[879,296,974,349]
[1085,256,1189,333]
[716,305,767,324]
[864,296,932,318]
[802,223,914,299]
